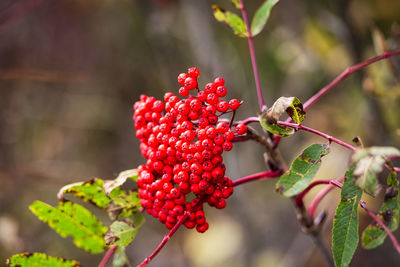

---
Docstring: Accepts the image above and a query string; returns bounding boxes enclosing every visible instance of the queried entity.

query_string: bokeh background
[0,0,400,266]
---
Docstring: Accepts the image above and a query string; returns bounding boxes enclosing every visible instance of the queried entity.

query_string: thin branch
[238,0,265,111]
[232,170,282,187]
[308,177,345,219]
[359,200,400,254]
[238,116,260,125]
[302,50,400,111]
[98,244,117,267]
[277,121,356,151]
[274,49,400,146]
[295,180,332,207]
[137,212,190,267]
[137,199,205,267]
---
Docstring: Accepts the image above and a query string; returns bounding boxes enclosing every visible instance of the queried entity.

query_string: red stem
[238,0,265,111]
[274,49,400,146]
[360,201,400,254]
[277,121,356,151]
[295,180,332,207]
[232,170,282,187]
[98,244,117,267]
[238,116,260,125]
[308,177,345,218]
[137,212,190,267]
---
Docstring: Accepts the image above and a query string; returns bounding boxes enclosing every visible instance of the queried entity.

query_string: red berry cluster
[133,67,247,233]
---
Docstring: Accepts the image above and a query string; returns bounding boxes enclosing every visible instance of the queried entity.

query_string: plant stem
[232,170,282,187]
[137,212,190,267]
[98,244,117,267]
[308,177,345,218]
[295,180,334,207]
[238,0,265,111]
[238,116,260,125]
[302,49,400,111]
[274,49,400,146]
[277,121,356,151]
[359,200,400,254]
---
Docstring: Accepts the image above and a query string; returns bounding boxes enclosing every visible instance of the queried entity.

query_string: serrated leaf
[105,213,144,246]
[107,191,141,220]
[332,166,362,267]
[104,169,139,197]
[7,253,81,267]
[352,146,400,195]
[57,178,111,209]
[29,201,107,253]
[276,144,329,197]
[113,246,131,267]
[251,0,279,37]
[259,96,305,137]
[212,5,247,37]
[362,171,399,249]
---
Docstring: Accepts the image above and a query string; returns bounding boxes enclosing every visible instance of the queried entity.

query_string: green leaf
[259,96,305,137]
[231,0,242,9]
[362,171,400,249]
[107,191,141,220]
[352,146,400,195]
[7,253,81,267]
[105,213,144,246]
[276,144,329,197]
[29,201,107,253]
[103,169,139,197]
[251,0,279,37]
[57,178,111,209]
[332,166,362,267]
[112,246,131,267]
[212,5,247,37]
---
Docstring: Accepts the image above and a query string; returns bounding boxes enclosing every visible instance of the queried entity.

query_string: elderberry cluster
[133,67,247,233]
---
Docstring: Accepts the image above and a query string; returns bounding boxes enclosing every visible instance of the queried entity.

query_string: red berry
[214,77,225,86]
[177,73,188,85]
[188,67,200,78]
[229,99,240,110]
[178,87,189,97]
[235,123,247,135]
[184,77,197,90]
[216,86,227,97]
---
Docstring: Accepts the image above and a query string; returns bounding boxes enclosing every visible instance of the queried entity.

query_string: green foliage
[105,212,144,246]
[259,96,305,137]
[352,146,400,195]
[212,5,247,37]
[362,171,400,249]
[251,0,279,37]
[230,0,242,9]
[7,253,81,267]
[276,144,329,197]
[58,178,111,209]
[107,190,141,220]
[332,166,362,267]
[113,247,131,267]
[29,201,107,254]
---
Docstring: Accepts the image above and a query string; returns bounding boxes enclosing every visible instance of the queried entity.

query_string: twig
[98,244,117,267]
[238,0,265,111]
[277,121,356,151]
[308,177,345,218]
[274,49,400,146]
[359,200,400,254]
[232,170,282,187]
[238,116,260,125]
[137,212,190,267]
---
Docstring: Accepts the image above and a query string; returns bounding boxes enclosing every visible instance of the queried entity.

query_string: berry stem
[308,177,344,218]
[277,121,356,151]
[238,0,265,112]
[232,170,282,187]
[137,212,190,267]
[359,200,400,254]
[98,244,117,267]
[274,49,400,146]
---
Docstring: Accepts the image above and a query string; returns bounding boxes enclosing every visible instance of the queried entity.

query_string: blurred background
[0,0,399,266]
